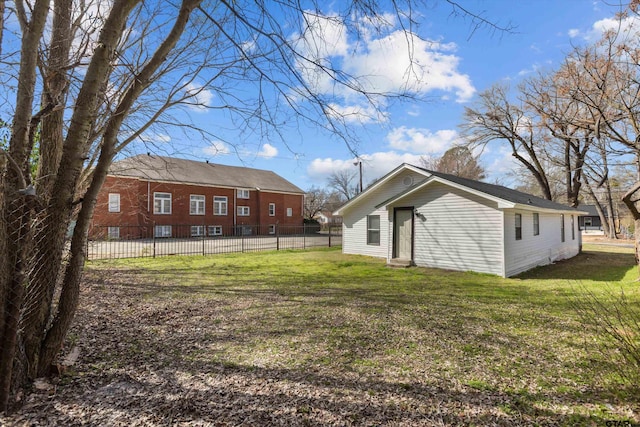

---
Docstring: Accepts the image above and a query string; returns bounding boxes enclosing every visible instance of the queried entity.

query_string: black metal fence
[87,224,342,260]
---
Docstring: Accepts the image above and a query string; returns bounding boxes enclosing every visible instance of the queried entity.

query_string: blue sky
[179,0,623,192]
[43,1,636,192]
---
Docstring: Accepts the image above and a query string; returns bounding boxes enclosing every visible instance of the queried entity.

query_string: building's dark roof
[418,168,581,211]
[579,204,604,217]
[109,155,304,194]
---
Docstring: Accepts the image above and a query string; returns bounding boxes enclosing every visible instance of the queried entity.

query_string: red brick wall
[91,176,304,238]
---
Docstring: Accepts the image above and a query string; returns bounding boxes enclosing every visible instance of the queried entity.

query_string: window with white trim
[108,193,120,212]
[190,195,205,215]
[214,196,228,216]
[515,213,522,240]
[268,224,276,234]
[237,189,250,199]
[571,215,575,240]
[367,215,380,245]
[560,214,565,242]
[533,213,540,236]
[286,207,292,217]
[208,225,222,236]
[154,225,172,237]
[191,225,205,237]
[154,192,171,214]
[237,206,250,216]
[107,226,120,239]
[269,203,275,216]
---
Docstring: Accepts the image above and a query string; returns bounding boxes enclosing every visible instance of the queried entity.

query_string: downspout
[255,187,261,234]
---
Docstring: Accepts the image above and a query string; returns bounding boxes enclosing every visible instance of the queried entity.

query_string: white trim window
[268,224,276,234]
[108,193,120,212]
[286,207,293,217]
[533,213,540,236]
[155,225,172,237]
[208,225,223,236]
[154,192,172,214]
[107,226,120,239]
[214,196,228,216]
[269,203,275,216]
[237,189,250,199]
[191,225,205,237]
[367,215,380,245]
[571,215,575,240]
[560,214,565,242]
[237,206,250,216]
[190,195,205,215]
[515,213,522,241]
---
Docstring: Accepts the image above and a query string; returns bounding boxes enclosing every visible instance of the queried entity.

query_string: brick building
[91,155,305,239]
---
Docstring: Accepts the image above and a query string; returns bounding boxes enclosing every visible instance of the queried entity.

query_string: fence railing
[86,223,342,260]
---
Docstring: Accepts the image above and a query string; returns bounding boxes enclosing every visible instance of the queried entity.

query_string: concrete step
[387,258,412,268]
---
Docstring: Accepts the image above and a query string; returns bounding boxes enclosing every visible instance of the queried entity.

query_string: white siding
[342,170,427,259]
[401,182,504,276]
[504,210,581,277]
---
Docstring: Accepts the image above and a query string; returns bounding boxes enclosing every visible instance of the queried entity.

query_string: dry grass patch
[3,246,639,426]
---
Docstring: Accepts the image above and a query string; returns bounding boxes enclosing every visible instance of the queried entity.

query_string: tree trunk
[622,182,640,278]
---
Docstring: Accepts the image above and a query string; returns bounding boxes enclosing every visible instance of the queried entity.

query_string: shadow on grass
[516,249,635,282]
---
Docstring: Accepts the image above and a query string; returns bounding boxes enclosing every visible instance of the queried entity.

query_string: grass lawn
[4,244,639,426]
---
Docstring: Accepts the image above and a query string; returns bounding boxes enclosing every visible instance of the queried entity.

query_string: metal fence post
[241,229,245,253]
[303,223,306,249]
[328,225,332,248]
[276,223,280,251]
[153,224,156,258]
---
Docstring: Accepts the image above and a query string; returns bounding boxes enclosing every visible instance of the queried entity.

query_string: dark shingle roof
[109,155,304,194]
[579,204,603,217]
[380,166,582,212]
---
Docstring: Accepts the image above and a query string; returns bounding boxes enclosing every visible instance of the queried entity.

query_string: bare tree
[0,0,513,410]
[460,83,554,200]
[304,186,329,220]
[421,146,486,180]
[328,170,358,200]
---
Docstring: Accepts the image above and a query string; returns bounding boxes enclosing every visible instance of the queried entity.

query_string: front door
[394,208,413,260]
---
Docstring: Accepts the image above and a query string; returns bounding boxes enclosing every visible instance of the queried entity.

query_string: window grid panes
[154,225,172,237]
[154,192,171,214]
[286,207,292,217]
[367,215,380,245]
[237,189,250,199]
[561,214,565,242]
[533,213,539,236]
[515,213,522,240]
[214,196,227,215]
[191,225,205,237]
[190,195,205,215]
[208,225,222,236]
[237,206,250,216]
[269,203,275,216]
[108,193,120,212]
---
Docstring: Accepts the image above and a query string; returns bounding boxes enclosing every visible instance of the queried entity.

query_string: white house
[334,164,587,277]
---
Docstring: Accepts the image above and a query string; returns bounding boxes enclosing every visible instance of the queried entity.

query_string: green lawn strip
[85,244,639,422]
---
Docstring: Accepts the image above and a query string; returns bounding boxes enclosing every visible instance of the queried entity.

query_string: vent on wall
[402,176,414,186]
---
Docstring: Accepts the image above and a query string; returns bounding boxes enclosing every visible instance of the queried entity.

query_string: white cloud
[203,141,231,156]
[138,132,171,144]
[185,82,214,112]
[292,12,476,119]
[308,151,426,185]
[257,143,278,158]
[568,28,580,38]
[386,126,458,154]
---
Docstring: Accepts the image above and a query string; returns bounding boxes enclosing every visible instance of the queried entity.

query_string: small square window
[238,206,250,216]
[191,225,205,237]
[268,225,276,234]
[208,225,223,236]
[286,207,293,217]
[107,226,120,239]
[154,225,172,238]
[237,189,250,199]
[108,193,120,212]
